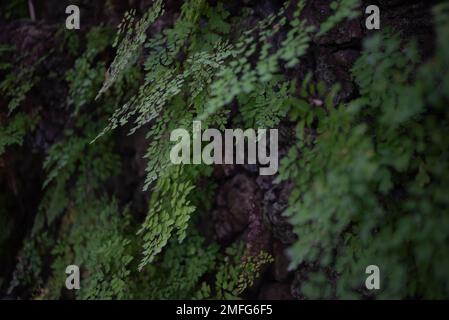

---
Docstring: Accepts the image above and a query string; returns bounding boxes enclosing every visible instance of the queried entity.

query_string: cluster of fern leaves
[277,3,449,299]
[2,0,449,299]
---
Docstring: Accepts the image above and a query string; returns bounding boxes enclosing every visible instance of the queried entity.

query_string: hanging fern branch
[96,0,164,99]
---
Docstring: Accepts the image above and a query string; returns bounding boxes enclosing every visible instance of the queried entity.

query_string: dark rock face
[261,179,296,245]
[0,0,438,300]
[211,0,436,299]
[376,0,436,58]
[0,22,72,154]
[258,282,294,300]
[0,21,72,290]
[272,240,291,282]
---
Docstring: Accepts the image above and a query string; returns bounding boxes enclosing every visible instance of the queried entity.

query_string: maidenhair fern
[0,113,37,155]
[5,0,449,301]
[92,0,362,270]
[279,2,449,298]
[214,243,273,299]
[238,81,294,129]
[137,166,196,269]
[137,232,218,299]
[96,0,164,98]
[0,46,40,155]
[0,66,38,114]
[317,0,360,36]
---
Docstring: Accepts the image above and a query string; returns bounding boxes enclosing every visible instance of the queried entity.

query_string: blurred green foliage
[0,0,28,21]
[2,0,449,300]
[278,2,449,299]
